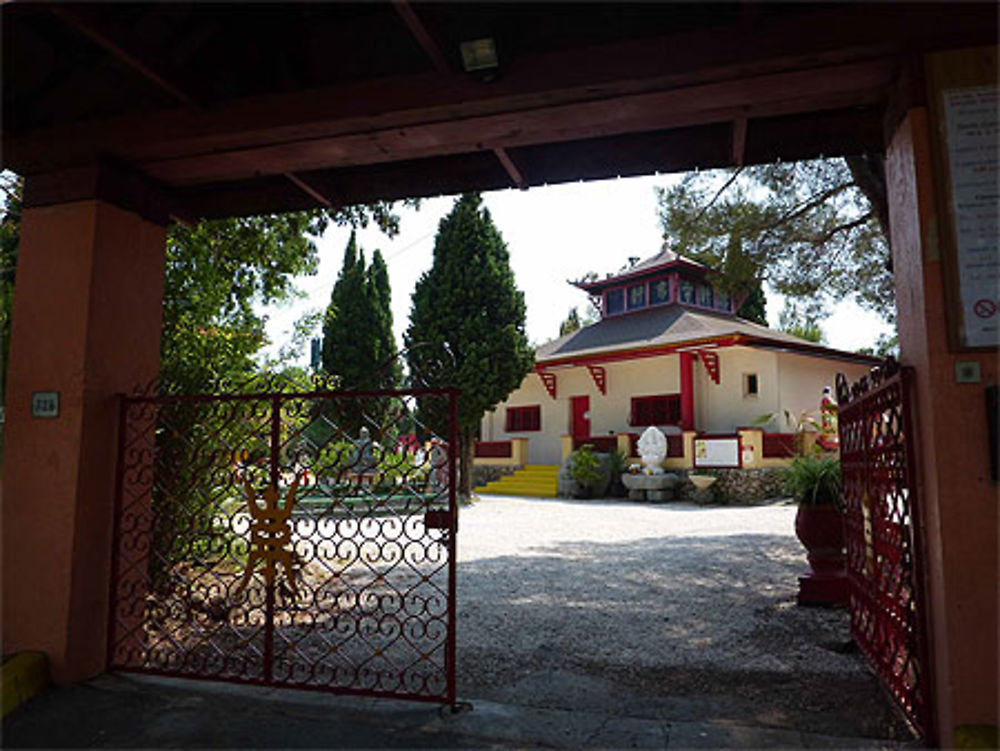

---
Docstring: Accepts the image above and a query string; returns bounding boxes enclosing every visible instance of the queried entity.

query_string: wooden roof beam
[8,3,993,176]
[48,5,200,108]
[392,0,450,74]
[283,172,333,208]
[731,116,748,166]
[137,60,894,186]
[493,148,527,190]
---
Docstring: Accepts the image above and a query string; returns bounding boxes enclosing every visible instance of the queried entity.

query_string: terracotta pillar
[679,351,695,430]
[886,108,998,745]
[2,196,166,683]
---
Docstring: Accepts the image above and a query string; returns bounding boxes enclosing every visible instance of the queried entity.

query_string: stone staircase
[475,465,560,498]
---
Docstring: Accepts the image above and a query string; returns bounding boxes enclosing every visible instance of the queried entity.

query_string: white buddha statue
[636,426,667,474]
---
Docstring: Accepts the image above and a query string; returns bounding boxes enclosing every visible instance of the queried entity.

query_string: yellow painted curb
[954,725,999,749]
[1,651,49,717]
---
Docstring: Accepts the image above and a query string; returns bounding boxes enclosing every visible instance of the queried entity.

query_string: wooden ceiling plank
[48,5,199,108]
[392,0,450,74]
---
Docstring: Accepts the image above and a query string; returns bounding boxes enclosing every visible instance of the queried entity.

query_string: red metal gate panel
[108,377,459,704]
[836,362,933,740]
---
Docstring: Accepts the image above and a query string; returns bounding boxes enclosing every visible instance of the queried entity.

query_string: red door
[571,395,590,441]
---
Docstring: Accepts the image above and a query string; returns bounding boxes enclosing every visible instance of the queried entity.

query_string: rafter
[493,148,527,190]
[283,172,333,208]
[732,116,748,166]
[392,0,450,74]
[48,5,199,108]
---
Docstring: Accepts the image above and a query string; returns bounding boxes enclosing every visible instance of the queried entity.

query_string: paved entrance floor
[5,496,918,748]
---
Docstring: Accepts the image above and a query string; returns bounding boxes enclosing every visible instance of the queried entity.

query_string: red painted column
[887,105,998,745]
[2,197,166,682]
[679,352,694,430]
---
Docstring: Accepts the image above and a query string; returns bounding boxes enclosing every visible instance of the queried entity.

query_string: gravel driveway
[454,496,913,741]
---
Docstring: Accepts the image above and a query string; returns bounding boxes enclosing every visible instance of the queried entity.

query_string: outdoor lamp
[460,37,499,78]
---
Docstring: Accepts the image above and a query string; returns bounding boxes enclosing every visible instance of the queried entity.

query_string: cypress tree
[405,193,534,498]
[321,232,399,434]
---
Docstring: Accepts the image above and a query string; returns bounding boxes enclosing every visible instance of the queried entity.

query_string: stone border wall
[677,468,788,505]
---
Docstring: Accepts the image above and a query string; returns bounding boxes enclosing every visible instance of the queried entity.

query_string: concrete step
[475,464,560,498]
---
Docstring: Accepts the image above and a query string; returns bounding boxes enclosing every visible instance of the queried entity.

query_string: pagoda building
[475,248,879,491]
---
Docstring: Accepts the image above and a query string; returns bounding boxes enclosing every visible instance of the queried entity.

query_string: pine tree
[656,157,893,323]
[405,193,533,498]
[559,308,583,337]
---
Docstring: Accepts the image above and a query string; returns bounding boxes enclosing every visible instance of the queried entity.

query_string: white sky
[260,174,894,365]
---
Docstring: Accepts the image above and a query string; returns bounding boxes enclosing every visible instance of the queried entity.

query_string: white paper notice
[943,86,999,348]
[693,437,740,468]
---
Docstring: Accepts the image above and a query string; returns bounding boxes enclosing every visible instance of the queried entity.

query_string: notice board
[693,437,740,469]
[926,47,999,351]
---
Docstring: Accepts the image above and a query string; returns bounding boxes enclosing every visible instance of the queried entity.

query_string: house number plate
[31,391,59,418]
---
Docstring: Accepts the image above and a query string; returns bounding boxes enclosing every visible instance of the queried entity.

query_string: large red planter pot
[794,503,849,606]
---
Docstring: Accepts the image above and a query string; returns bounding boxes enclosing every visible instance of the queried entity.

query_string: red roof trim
[536,333,882,369]
[537,335,741,369]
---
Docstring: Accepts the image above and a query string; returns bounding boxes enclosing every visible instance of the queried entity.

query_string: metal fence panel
[108,378,459,704]
[836,362,932,740]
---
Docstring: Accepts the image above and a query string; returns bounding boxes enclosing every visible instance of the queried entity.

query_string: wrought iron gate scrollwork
[108,376,459,704]
[836,361,932,739]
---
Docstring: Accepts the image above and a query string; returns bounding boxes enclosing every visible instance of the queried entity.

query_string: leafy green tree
[777,301,825,343]
[736,284,768,326]
[0,173,21,415]
[559,308,583,336]
[157,205,411,581]
[405,193,533,498]
[656,157,893,322]
[857,332,899,358]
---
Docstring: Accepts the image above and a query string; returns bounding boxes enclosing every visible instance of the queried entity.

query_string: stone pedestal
[621,473,679,502]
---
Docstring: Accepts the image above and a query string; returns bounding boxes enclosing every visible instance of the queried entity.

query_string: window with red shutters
[630,394,681,426]
[505,405,541,432]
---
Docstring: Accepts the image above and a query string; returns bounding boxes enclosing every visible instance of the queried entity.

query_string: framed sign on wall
[926,47,999,351]
[693,436,741,469]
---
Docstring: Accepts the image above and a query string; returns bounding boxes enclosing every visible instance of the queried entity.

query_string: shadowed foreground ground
[455,497,914,741]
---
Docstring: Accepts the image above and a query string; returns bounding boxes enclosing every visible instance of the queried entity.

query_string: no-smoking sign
[973,298,998,319]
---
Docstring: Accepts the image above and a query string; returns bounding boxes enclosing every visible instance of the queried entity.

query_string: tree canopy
[405,193,533,496]
[656,156,893,324]
[777,301,825,343]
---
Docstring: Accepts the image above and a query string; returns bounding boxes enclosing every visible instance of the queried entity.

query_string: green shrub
[569,444,604,498]
[783,454,841,506]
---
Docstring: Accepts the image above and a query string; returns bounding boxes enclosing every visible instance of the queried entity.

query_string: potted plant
[606,448,628,498]
[569,444,605,499]
[783,454,848,606]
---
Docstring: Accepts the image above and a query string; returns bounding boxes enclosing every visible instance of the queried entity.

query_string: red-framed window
[630,394,681,427]
[505,405,541,432]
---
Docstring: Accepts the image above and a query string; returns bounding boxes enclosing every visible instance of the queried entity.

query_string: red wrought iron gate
[836,361,933,740]
[107,378,459,704]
